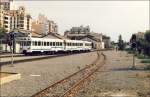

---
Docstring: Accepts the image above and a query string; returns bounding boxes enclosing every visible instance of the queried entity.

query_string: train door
[63,40,66,51]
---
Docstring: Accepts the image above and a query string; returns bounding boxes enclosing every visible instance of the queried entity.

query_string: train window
[80,43,82,46]
[47,42,49,46]
[44,42,46,46]
[41,42,43,46]
[38,41,41,46]
[50,42,52,46]
[60,42,62,46]
[53,42,55,46]
[27,41,31,46]
[32,41,34,46]
[24,42,26,46]
[20,41,22,46]
[35,41,37,46]
[56,42,58,46]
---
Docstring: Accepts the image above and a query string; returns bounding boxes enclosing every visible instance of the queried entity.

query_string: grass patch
[125,48,134,54]
[141,59,150,63]
[136,54,150,59]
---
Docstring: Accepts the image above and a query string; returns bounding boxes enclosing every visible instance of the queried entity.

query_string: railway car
[64,40,91,52]
[18,37,92,55]
[19,37,64,54]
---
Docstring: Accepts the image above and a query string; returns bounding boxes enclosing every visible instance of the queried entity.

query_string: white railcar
[64,40,91,51]
[19,37,64,54]
[18,37,92,54]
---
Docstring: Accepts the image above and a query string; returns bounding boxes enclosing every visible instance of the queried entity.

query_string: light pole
[132,48,136,69]
[11,38,14,67]
[10,32,15,67]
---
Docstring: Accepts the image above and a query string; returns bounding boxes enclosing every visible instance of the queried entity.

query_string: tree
[118,35,125,50]
[145,30,150,43]
[0,27,7,50]
[144,30,150,56]
[0,27,7,39]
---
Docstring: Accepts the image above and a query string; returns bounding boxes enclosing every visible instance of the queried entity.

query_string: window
[60,42,62,46]
[4,21,8,24]
[4,17,8,19]
[56,42,58,46]
[53,42,55,46]
[38,41,41,46]
[47,42,49,46]
[50,42,52,46]
[4,25,8,28]
[32,41,35,46]
[57,42,59,46]
[44,42,46,46]
[27,41,31,46]
[35,41,37,46]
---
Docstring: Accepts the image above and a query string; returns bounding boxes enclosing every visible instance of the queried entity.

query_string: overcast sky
[12,1,149,42]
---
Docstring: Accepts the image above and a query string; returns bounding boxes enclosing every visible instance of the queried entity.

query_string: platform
[0,72,21,85]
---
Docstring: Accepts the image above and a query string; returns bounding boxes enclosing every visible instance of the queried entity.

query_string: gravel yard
[0,52,97,96]
[75,50,150,97]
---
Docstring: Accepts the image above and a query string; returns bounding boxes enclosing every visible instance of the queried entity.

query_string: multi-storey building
[32,14,58,35]
[64,26,105,49]
[0,1,32,33]
[0,0,12,11]
[0,0,12,27]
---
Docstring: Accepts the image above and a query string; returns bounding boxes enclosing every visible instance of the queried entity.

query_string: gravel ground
[0,52,97,96]
[75,50,150,97]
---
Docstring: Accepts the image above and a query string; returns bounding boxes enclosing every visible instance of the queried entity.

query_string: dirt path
[76,50,150,97]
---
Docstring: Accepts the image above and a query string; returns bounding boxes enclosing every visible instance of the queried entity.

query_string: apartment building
[0,0,12,10]
[32,14,58,35]
[0,5,32,32]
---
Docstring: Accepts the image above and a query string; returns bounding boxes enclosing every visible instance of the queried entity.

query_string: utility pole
[11,39,14,67]
[132,48,136,69]
[130,34,137,69]
[10,32,14,67]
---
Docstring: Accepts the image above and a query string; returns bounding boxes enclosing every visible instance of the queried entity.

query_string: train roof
[17,37,91,43]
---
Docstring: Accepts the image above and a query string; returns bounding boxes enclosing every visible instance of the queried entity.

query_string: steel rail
[61,52,106,97]
[31,51,101,97]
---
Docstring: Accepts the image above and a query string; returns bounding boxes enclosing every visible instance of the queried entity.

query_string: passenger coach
[18,37,92,55]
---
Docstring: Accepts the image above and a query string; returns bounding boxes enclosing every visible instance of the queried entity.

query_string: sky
[11,1,149,42]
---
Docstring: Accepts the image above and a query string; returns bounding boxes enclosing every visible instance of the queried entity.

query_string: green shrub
[141,59,150,63]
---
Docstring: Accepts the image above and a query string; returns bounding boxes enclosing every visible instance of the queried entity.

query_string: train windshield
[21,41,31,46]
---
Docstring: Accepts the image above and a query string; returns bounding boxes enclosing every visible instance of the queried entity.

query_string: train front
[18,37,32,54]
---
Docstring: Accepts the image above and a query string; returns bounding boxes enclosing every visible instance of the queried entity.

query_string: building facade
[32,14,58,35]
[64,26,105,49]
[102,35,111,48]
[0,0,12,11]
[0,0,32,33]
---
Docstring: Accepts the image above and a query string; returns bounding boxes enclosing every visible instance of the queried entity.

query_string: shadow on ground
[110,67,150,71]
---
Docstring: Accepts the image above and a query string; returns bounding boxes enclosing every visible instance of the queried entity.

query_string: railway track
[31,51,106,97]
[0,51,95,66]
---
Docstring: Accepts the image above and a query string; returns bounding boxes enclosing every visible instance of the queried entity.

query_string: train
[18,37,92,55]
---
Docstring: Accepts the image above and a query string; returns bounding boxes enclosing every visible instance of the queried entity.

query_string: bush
[141,59,150,63]
[136,54,150,59]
